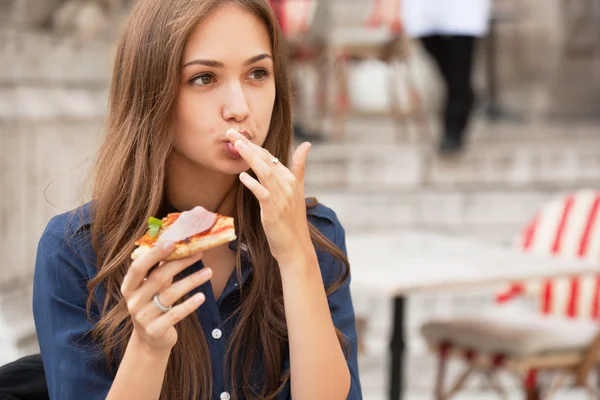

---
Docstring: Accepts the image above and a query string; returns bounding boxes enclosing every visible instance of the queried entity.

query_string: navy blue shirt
[32,201,362,399]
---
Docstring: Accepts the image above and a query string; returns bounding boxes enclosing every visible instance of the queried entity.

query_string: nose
[222,81,249,122]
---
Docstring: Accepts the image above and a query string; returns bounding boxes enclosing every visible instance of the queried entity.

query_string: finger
[134,267,212,324]
[130,251,204,306]
[239,172,271,203]
[154,267,212,310]
[121,241,175,297]
[157,277,172,293]
[227,129,283,168]
[227,128,295,178]
[226,128,251,145]
[234,140,280,188]
[226,128,266,158]
[291,142,311,183]
[145,292,206,338]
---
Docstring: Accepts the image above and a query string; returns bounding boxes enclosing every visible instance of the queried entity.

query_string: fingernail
[163,242,174,250]
[226,128,238,137]
[234,140,246,150]
[203,267,212,277]
[193,293,205,303]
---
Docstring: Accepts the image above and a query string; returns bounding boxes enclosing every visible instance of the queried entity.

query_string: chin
[217,157,250,175]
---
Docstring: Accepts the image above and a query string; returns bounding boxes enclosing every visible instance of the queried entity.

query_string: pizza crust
[131,228,237,261]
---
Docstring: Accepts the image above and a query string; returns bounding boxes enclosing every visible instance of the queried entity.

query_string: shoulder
[305,197,344,243]
[34,202,103,322]
[36,202,95,276]
[42,201,94,239]
[305,198,350,288]
[305,197,347,265]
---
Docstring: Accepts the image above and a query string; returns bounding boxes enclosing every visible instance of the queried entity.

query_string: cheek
[175,92,201,127]
[172,92,215,144]
[255,85,277,140]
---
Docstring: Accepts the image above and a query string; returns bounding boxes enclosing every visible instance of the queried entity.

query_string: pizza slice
[131,206,237,261]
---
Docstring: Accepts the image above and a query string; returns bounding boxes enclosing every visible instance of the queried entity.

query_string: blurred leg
[421,35,476,153]
[443,35,476,146]
[420,35,451,84]
[420,35,455,151]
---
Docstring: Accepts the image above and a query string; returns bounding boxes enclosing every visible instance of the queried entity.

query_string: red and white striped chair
[421,190,600,400]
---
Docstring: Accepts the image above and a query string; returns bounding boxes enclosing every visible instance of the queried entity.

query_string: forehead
[183,3,272,64]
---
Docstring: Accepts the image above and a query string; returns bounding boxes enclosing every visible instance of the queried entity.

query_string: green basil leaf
[149,225,160,238]
[148,217,163,238]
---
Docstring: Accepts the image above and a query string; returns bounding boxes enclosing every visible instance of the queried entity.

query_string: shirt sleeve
[32,216,113,399]
[326,214,363,400]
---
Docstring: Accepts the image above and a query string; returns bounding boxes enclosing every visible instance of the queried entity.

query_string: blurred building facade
[1,0,600,397]
[0,0,130,363]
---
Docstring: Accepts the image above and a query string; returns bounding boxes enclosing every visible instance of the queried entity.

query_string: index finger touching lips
[226,128,250,144]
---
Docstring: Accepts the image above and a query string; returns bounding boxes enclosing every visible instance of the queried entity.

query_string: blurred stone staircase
[306,116,600,236]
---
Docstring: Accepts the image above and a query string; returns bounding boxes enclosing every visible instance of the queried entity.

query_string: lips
[222,128,250,160]
[225,142,241,159]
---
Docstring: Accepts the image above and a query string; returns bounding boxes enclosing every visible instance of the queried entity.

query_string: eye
[249,69,270,81]
[191,73,216,86]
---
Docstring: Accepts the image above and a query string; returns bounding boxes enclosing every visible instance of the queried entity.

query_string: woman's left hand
[226,128,315,268]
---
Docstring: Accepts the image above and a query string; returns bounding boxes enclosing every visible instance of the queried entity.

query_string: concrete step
[333,114,600,145]
[308,188,566,240]
[305,132,600,191]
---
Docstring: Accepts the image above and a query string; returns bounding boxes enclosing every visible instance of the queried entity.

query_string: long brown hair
[86,1,350,399]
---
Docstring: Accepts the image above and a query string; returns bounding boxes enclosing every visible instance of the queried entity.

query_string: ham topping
[156,206,217,243]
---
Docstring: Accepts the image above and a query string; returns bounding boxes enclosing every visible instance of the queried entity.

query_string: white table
[345,231,600,400]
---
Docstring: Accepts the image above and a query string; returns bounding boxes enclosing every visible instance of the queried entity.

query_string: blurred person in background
[402,0,491,154]
[28,0,361,399]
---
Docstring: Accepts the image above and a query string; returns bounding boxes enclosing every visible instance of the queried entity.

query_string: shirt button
[220,392,231,400]
[212,329,222,339]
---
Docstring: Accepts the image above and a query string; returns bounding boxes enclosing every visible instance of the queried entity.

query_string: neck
[165,154,238,217]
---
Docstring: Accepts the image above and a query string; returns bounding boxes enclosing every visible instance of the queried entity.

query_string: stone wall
[0,0,123,364]
[547,0,600,119]
[490,0,600,118]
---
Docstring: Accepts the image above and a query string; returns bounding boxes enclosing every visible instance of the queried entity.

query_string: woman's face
[171,3,276,175]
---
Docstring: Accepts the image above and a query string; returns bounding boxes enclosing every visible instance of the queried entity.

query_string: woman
[402,0,491,154]
[32,0,362,399]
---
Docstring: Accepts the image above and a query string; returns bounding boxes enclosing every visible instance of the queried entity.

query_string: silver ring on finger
[271,157,279,166]
[153,294,172,313]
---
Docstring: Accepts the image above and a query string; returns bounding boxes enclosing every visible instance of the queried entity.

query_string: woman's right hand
[120,241,212,354]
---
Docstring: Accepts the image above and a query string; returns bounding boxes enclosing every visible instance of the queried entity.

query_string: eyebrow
[183,53,273,68]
